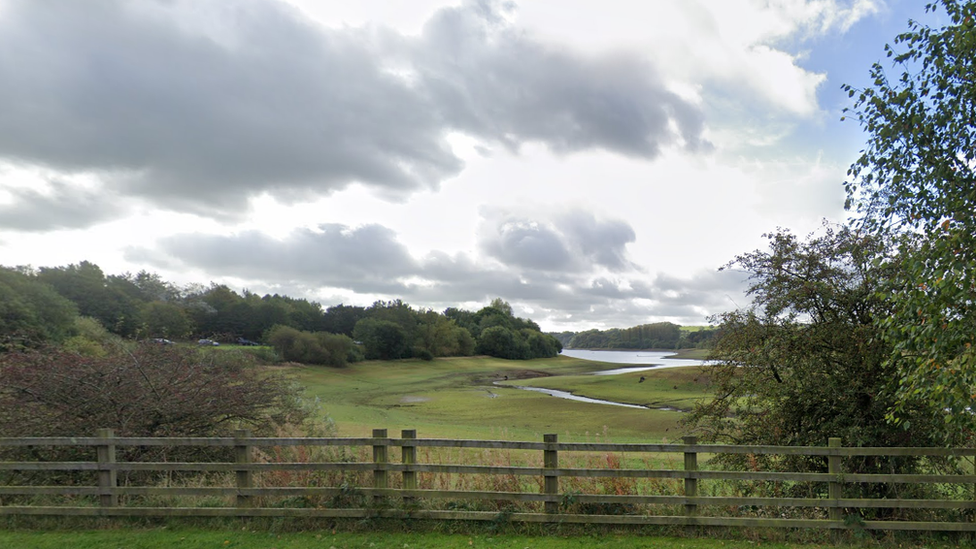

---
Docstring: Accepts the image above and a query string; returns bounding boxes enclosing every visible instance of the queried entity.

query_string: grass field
[0,527,855,549]
[284,354,713,442]
[502,366,711,412]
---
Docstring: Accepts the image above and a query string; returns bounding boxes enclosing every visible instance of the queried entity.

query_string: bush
[61,316,124,357]
[244,345,281,364]
[265,324,359,366]
[0,343,311,490]
[0,343,308,439]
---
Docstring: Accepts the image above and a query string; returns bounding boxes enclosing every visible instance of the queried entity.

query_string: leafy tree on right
[843,0,976,433]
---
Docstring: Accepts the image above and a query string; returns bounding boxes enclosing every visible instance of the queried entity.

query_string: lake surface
[560,349,707,375]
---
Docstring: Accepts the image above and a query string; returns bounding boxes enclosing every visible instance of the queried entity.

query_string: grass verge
[0,524,863,549]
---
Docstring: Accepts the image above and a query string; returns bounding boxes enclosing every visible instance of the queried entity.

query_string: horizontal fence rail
[1,429,975,532]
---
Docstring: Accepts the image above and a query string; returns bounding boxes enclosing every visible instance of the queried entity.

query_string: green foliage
[0,263,555,364]
[843,0,976,431]
[142,301,193,339]
[548,331,577,347]
[476,325,521,359]
[353,318,409,360]
[568,323,684,349]
[242,344,281,364]
[36,262,145,338]
[684,226,956,493]
[445,299,560,360]
[321,303,368,336]
[61,316,124,357]
[0,267,78,350]
[185,284,328,341]
[415,309,474,357]
[476,325,561,359]
[265,324,359,367]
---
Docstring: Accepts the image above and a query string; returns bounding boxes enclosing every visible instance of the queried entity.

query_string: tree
[322,304,368,336]
[142,301,193,339]
[416,309,471,357]
[684,227,955,489]
[0,267,78,350]
[489,297,514,316]
[477,325,523,359]
[35,262,146,337]
[353,318,409,360]
[476,325,561,360]
[129,270,182,302]
[843,0,976,429]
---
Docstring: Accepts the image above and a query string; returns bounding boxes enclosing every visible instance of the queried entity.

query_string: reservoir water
[559,349,708,374]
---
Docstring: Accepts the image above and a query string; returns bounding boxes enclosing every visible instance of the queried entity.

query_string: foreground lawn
[0,528,848,549]
[285,355,711,442]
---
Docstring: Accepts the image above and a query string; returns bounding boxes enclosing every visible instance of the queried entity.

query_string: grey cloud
[0,181,125,231]
[478,208,637,273]
[128,215,744,327]
[0,0,458,218]
[480,219,574,271]
[130,223,419,294]
[0,0,708,223]
[578,278,652,299]
[410,1,710,157]
[648,270,750,317]
[556,211,637,270]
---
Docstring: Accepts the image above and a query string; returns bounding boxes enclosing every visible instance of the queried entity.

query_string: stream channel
[499,350,708,410]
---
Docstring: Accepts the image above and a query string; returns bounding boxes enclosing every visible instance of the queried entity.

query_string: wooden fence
[1,429,976,533]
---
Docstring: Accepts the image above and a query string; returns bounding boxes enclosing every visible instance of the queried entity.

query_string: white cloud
[514,0,879,118]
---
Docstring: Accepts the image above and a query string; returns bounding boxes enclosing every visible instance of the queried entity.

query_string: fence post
[373,429,389,507]
[683,435,698,521]
[234,429,253,508]
[543,433,559,514]
[401,429,417,507]
[96,428,117,507]
[828,437,843,540]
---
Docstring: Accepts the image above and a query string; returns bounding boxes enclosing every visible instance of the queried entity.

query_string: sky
[0,0,940,331]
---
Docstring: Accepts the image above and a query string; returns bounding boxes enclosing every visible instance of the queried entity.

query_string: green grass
[284,355,711,442]
[503,366,712,412]
[0,527,851,549]
[210,343,274,352]
[667,348,711,360]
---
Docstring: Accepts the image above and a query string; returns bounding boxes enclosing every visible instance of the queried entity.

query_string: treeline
[0,262,561,364]
[554,322,719,350]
